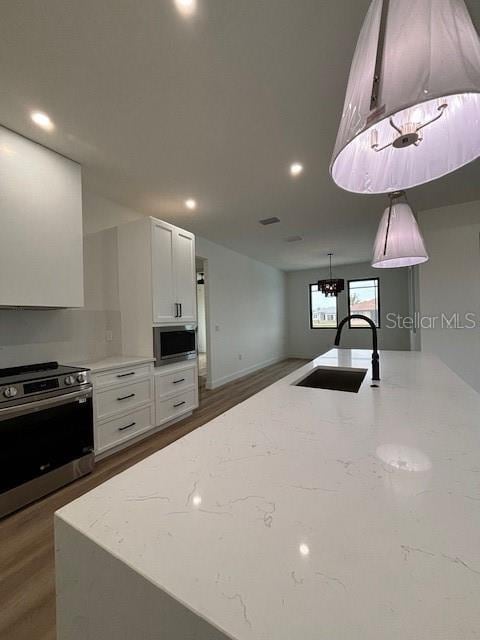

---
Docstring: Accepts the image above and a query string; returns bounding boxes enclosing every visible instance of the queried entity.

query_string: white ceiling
[1,0,480,270]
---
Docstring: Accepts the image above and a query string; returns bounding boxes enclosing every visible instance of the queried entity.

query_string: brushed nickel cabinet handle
[173,401,186,408]
[117,371,135,378]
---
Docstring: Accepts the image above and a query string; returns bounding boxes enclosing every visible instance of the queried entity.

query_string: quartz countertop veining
[56,349,480,639]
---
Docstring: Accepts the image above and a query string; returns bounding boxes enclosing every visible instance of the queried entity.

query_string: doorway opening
[196,256,209,391]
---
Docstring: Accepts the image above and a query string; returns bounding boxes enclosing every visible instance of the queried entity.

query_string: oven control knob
[4,386,18,398]
[64,375,75,386]
[76,373,87,384]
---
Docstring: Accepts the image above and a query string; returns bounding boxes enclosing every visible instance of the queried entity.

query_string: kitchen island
[55,349,480,639]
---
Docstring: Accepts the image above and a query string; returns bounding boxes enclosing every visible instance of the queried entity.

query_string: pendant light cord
[370,0,389,110]
[383,196,393,256]
[383,190,407,256]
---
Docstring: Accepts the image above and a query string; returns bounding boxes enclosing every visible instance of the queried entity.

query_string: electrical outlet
[215,324,220,332]
[238,354,243,360]
[105,330,113,342]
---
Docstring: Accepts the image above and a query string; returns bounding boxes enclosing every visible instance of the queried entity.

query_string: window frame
[309,283,339,330]
[347,277,381,329]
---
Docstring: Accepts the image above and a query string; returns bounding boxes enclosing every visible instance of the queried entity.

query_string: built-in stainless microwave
[153,325,197,366]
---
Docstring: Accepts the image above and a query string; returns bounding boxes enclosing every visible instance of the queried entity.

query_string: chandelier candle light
[372,191,428,268]
[330,0,480,194]
[318,254,345,297]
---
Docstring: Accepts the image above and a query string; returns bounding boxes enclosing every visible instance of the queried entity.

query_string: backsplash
[0,308,121,367]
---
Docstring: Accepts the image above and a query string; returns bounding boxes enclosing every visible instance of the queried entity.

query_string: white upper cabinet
[117,216,196,357]
[151,220,176,323]
[150,219,196,324]
[172,228,196,322]
[0,126,83,307]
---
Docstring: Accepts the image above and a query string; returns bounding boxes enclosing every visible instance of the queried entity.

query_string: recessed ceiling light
[289,162,304,177]
[174,0,196,17]
[30,111,54,131]
[185,198,197,210]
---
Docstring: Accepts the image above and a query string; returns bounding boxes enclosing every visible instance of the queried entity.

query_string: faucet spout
[334,314,380,381]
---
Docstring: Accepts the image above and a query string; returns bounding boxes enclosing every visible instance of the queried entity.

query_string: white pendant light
[331,0,480,194]
[372,192,428,268]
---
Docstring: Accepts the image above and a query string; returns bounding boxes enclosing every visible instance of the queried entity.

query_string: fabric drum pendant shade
[372,200,428,268]
[330,0,480,194]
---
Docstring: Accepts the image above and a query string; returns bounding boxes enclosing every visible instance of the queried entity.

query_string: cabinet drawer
[156,389,196,426]
[96,378,153,420]
[155,366,196,398]
[93,363,153,389]
[96,405,154,452]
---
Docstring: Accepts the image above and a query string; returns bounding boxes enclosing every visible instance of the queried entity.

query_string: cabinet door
[173,229,196,322]
[151,220,176,323]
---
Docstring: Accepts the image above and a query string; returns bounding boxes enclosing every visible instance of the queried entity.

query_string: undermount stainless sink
[295,366,367,393]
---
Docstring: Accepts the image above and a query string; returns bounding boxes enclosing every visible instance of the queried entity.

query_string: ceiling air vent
[285,235,303,242]
[259,216,280,226]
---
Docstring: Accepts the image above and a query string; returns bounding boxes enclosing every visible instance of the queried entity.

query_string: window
[309,284,338,329]
[348,278,380,328]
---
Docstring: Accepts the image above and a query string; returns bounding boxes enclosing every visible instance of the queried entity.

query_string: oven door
[0,387,94,495]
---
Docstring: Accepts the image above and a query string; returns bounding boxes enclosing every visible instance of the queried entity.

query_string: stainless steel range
[0,361,94,519]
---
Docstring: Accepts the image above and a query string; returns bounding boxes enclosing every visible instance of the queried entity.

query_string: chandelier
[318,253,345,297]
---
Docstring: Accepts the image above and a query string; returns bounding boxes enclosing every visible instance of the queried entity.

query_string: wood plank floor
[0,358,306,640]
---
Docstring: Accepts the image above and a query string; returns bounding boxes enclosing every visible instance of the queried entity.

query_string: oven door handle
[0,387,93,420]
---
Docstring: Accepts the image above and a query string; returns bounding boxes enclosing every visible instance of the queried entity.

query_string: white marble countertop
[56,349,480,639]
[72,355,154,373]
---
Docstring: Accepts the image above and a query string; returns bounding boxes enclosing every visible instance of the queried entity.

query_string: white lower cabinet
[90,357,199,458]
[96,404,155,452]
[156,389,197,426]
[93,363,153,388]
[155,366,196,398]
[90,359,155,456]
[95,378,153,421]
[155,361,199,426]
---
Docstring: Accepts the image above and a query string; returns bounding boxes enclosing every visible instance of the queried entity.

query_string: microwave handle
[0,388,93,420]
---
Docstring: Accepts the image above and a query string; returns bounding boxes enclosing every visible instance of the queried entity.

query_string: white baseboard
[207,355,286,390]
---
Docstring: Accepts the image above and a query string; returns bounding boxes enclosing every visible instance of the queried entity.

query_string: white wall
[196,236,287,388]
[82,191,142,234]
[418,200,480,392]
[286,262,411,359]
